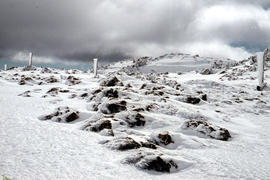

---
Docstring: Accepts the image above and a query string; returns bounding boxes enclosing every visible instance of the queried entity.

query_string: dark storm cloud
[0,0,270,63]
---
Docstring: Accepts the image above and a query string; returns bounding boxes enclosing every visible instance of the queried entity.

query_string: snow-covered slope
[0,53,270,179]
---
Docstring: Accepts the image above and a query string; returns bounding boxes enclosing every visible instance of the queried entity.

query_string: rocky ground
[1,53,270,179]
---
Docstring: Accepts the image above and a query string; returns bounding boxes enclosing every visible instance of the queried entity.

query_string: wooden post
[29,52,33,67]
[257,51,266,91]
[4,64,7,71]
[93,58,98,77]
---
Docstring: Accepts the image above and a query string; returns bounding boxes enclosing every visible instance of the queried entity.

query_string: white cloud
[11,51,54,64]
[11,51,82,66]
[1,0,270,61]
[180,41,252,60]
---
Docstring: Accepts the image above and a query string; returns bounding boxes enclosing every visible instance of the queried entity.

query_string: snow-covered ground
[0,53,270,179]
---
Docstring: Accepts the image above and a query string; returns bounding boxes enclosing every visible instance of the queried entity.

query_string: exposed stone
[90,120,112,132]
[18,90,31,97]
[18,79,26,85]
[200,68,213,75]
[140,84,147,89]
[65,112,79,122]
[157,132,174,145]
[133,108,145,112]
[38,107,80,123]
[140,156,178,173]
[130,113,145,127]
[141,142,157,149]
[182,120,231,141]
[66,76,81,86]
[103,101,127,114]
[145,104,156,111]
[104,89,119,98]
[45,76,58,83]
[46,87,59,95]
[186,96,201,104]
[201,94,207,101]
[106,137,141,151]
[101,77,122,87]
[59,90,69,93]
[80,93,88,98]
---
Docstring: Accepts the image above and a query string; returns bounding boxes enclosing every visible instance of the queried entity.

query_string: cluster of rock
[38,106,80,123]
[78,75,232,172]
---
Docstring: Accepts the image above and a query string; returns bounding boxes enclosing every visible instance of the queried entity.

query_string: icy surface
[0,53,270,179]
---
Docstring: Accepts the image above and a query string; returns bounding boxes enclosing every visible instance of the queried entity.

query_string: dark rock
[132,113,145,127]
[41,67,52,73]
[145,104,156,111]
[158,132,174,145]
[80,93,88,98]
[70,94,77,98]
[18,79,26,85]
[140,84,147,89]
[118,140,140,151]
[218,128,231,141]
[91,120,112,132]
[104,102,127,114]
[24,77,33,81]
[123,113,146,127]
[257,86,263,91]
[39,107,80,123]
[119,100,127,106]
[126,83,132,88]
[186,96,201,104]
[200,68,212,75]
[93,104,100,111]
[18,90,31,97]
[152,86,165,91]
[104,89,118,98]
[98,120,112,131]
[47,88,59,95]
[59,90,69,93]
[201,94,207,101]
[65,112,79,122]
[108,137,141,151]
[67,75,79,80]
[101,77,122,87]
[45,76,58,83]
[133,108,145,112]
[44,115,53,120]
[182,120,231,141]
[141,142,157,149]
[143,156,177,173]
[93,89,102,95]
[66,76,81,85]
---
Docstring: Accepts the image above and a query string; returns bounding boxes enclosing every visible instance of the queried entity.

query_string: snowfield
[0,53,270,179]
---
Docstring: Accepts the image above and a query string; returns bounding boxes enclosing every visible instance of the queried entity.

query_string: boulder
[66,112,79,122]
[102,101,127,114]
[182,120,231,141]
[158,132,174,145]
[103,89,119,98]
[186,96,201,104]
[101,76,123,87]
[105,137,141,151]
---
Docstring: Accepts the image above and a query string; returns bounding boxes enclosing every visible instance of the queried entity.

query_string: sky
[0,0,270,65]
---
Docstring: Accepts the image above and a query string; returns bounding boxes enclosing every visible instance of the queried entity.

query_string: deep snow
[0,53,270,179]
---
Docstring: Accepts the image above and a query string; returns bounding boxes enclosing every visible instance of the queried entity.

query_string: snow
[1,53,270,179]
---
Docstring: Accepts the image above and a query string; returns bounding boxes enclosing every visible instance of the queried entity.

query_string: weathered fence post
[4,64,7,71]
[257,49,268,91]
[29,52,33,67]
[93,58,98,77]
